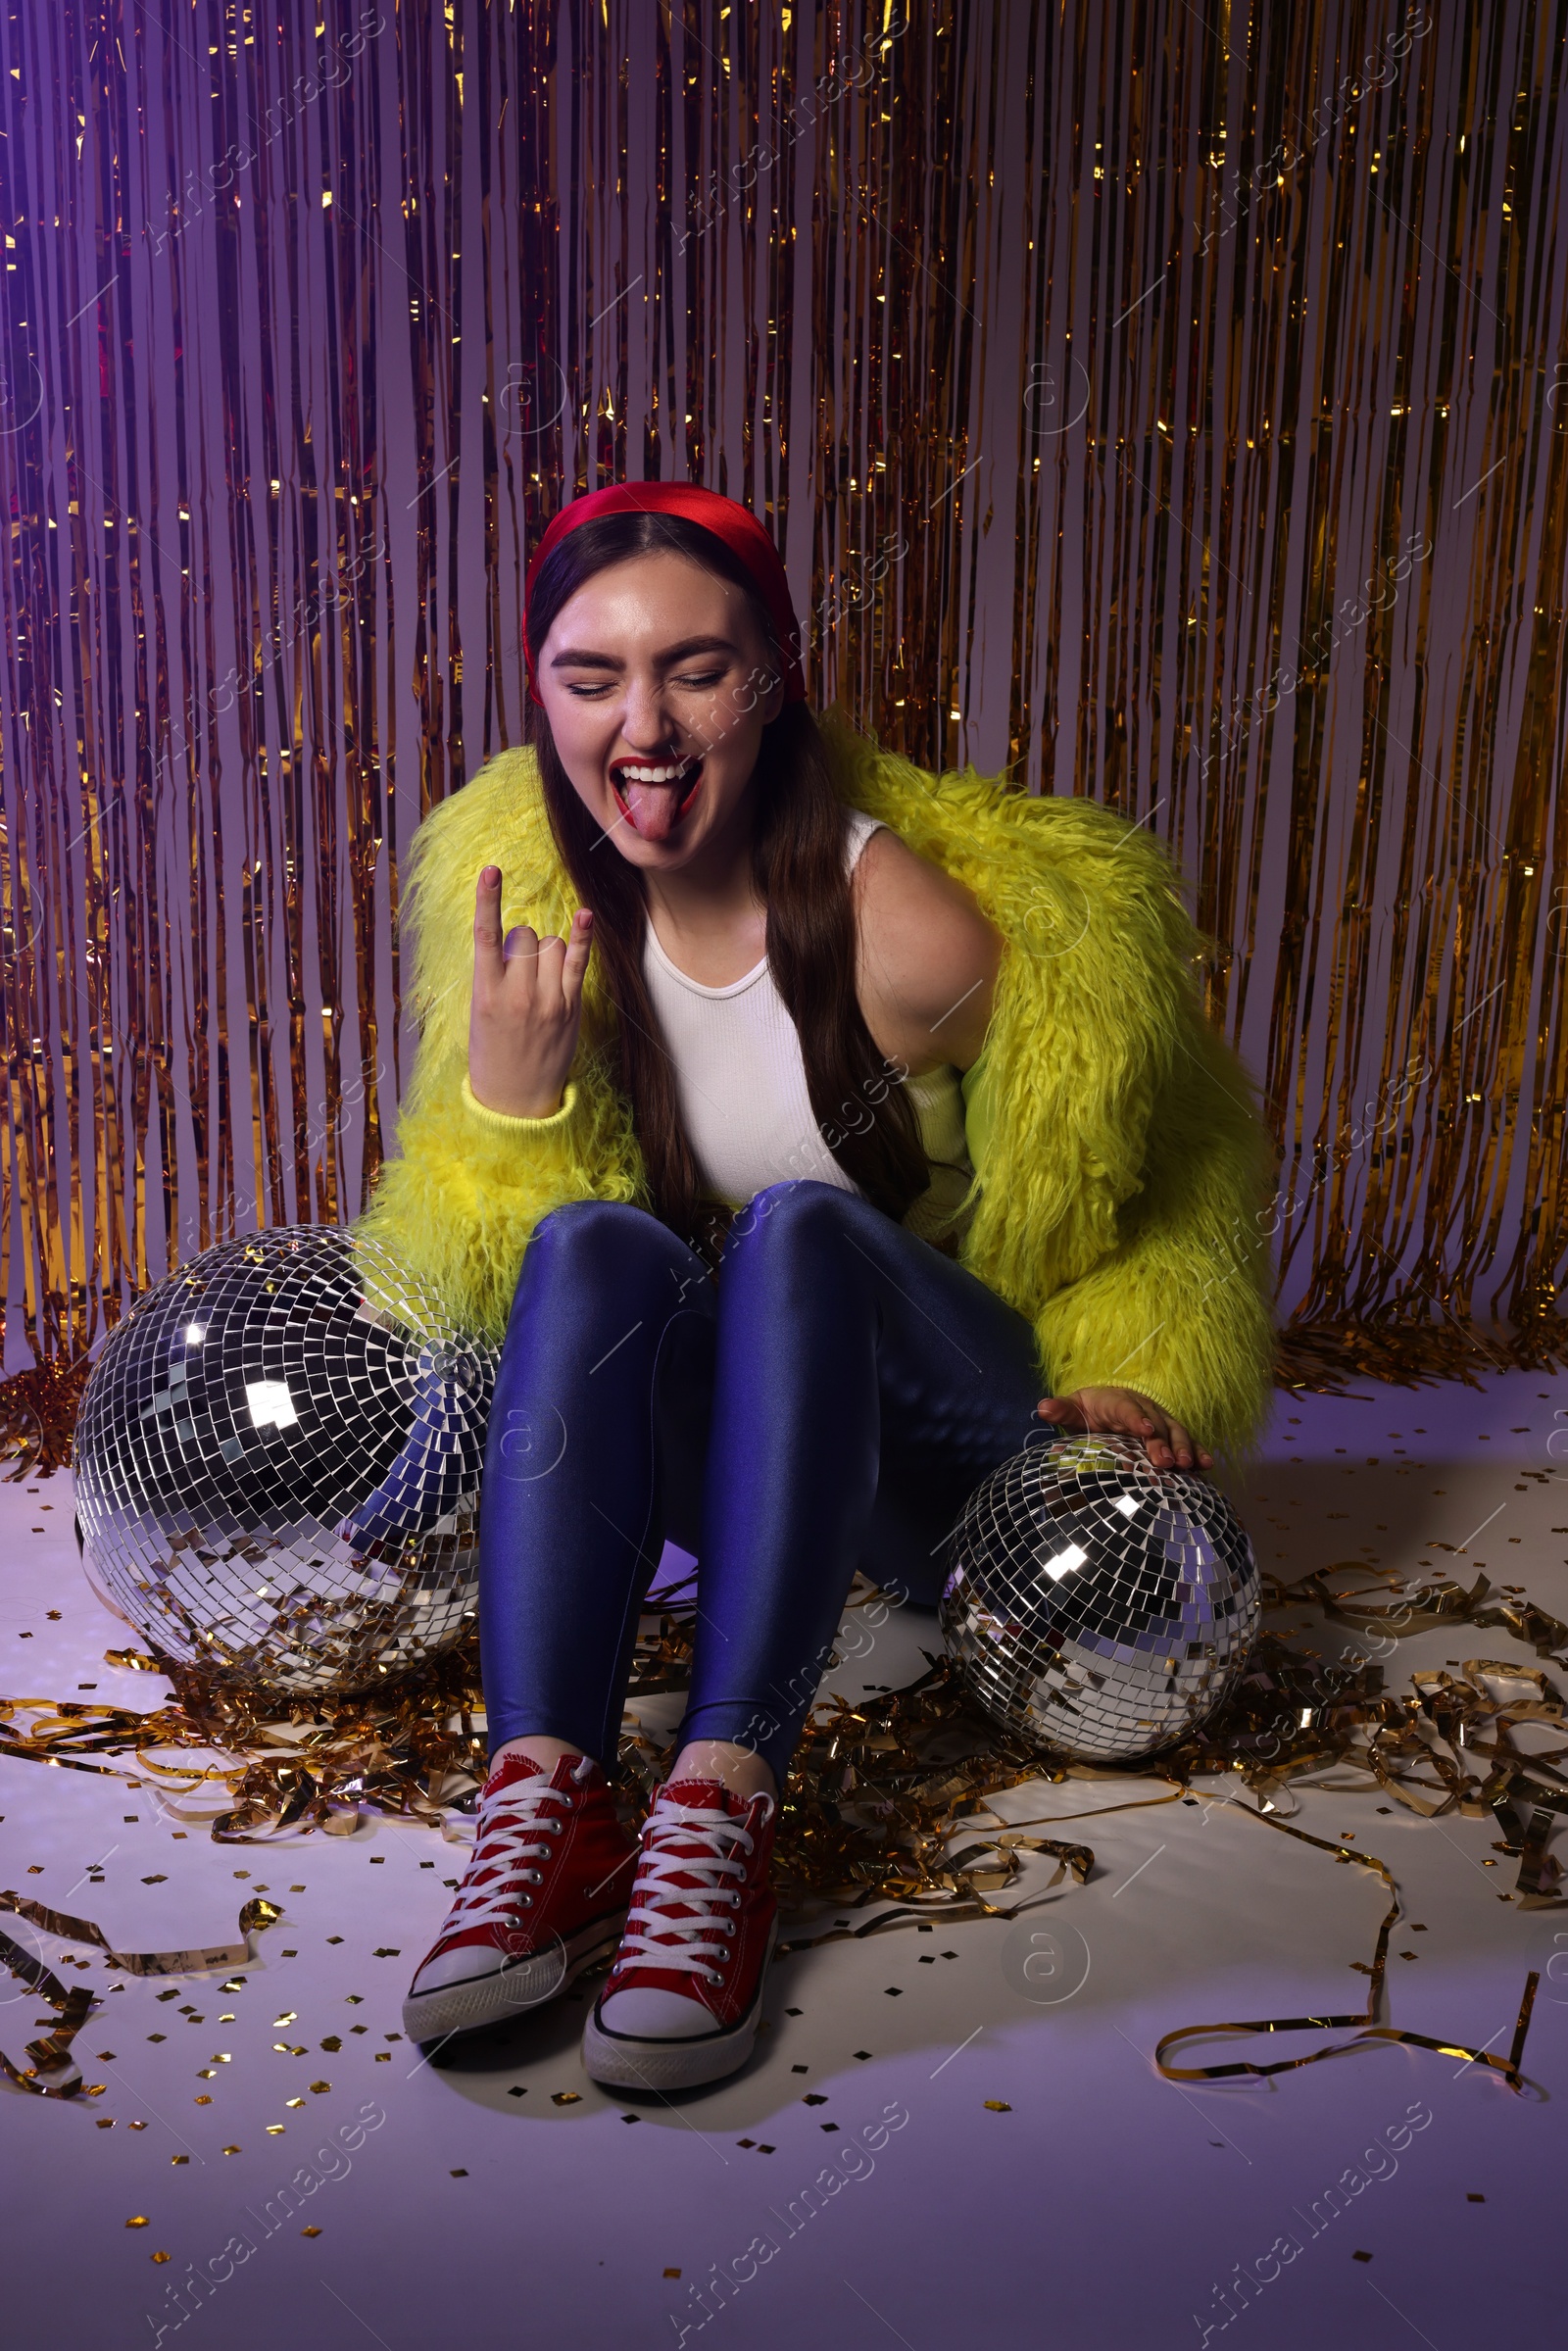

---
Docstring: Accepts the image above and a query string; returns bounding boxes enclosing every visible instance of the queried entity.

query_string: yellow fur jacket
[355,711,1277,1455]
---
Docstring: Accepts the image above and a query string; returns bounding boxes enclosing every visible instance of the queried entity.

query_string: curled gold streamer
[0,1358,94,1482]
[0,1926,95,2100]
[0,1893,284,2099]
[1153,1813,1542,2095]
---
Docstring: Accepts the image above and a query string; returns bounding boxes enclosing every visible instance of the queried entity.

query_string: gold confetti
[3,1562,1560,2118]
[309,2081,331,2093]
[285,2097,305,2109]
[301,2227,321,2237]
[221,2145,240,2156]
[983,2100,1012,2112]
[552,2092,582,2106]
[125,2217,149,2229]
[151,2251,171,2265]
[266,2125,285,2135]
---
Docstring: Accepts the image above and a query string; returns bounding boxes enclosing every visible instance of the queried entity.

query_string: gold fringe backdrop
[1,0,1565,1402]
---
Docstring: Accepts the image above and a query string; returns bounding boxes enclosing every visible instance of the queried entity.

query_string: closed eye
[564,669,727,698]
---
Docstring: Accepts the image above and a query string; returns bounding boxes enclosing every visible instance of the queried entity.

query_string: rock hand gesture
[466,865,593,1120]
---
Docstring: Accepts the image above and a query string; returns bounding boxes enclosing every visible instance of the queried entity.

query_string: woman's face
[534,549,787,868]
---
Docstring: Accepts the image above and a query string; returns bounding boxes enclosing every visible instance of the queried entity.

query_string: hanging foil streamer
[1,2,1565,1408]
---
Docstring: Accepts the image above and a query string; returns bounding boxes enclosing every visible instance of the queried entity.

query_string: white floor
[2,1368,1565,2350]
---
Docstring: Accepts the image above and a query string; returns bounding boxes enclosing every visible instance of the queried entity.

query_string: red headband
[522,481,807,706]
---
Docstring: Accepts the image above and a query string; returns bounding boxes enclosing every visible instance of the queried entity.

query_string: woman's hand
[467,865,593,1119]
[1035,1387,1212,1472]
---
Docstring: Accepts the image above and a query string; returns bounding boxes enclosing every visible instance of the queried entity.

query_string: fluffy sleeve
[1020,1005,1278,1459]
[352,751,645,1340]
[958,808,1275,1457]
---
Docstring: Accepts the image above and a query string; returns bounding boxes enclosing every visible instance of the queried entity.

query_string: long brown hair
[522,511,929,1255]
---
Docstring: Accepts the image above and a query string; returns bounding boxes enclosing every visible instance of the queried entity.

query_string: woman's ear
[757,644,789,723]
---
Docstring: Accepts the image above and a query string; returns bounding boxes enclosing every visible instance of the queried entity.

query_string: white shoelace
[440,1765,585,1937]
[615,1793,760,1983]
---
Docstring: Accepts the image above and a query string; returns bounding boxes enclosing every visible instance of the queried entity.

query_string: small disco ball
[73,1228,498,1695]
[939,1430,1258,1761]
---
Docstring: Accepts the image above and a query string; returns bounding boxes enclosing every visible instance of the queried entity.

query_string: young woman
[360,482,1274,2092]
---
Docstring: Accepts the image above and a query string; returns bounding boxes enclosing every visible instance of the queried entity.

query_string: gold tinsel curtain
[0,0,1564,1389]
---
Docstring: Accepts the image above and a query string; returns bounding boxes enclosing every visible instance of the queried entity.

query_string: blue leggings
[477,1180,1047,1788]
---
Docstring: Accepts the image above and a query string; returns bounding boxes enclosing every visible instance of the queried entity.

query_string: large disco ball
[939,1430,1258,1760]
[73,1228,498,1694]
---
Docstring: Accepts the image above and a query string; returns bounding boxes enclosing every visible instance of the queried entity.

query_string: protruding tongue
[616,764,700,841]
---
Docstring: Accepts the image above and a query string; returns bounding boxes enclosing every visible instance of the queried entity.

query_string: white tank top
[640,808,974,1242]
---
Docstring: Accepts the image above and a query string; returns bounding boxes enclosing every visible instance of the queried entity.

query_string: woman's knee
[534,1197,663,1252]
[729,1178,861,1250]
[509,1198,688,1321]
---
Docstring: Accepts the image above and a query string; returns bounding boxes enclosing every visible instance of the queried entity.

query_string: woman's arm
[353,755,644,1342]
[850,825,1235,1468]
[851,825,1004,1072]
[818,712,1275,1462]
[355,999,641,1347]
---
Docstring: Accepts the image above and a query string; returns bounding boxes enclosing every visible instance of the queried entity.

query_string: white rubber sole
[580,1917,778,2092]
[401,1907,628,2047]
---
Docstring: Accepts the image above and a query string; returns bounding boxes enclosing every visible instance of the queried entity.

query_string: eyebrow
[548,634,740,671]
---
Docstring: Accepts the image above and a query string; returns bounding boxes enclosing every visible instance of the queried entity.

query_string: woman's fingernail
[481,865,500,886]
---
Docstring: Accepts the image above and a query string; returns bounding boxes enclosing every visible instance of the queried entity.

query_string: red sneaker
[402,1750,636,2045]
[581,1777,778,2091]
